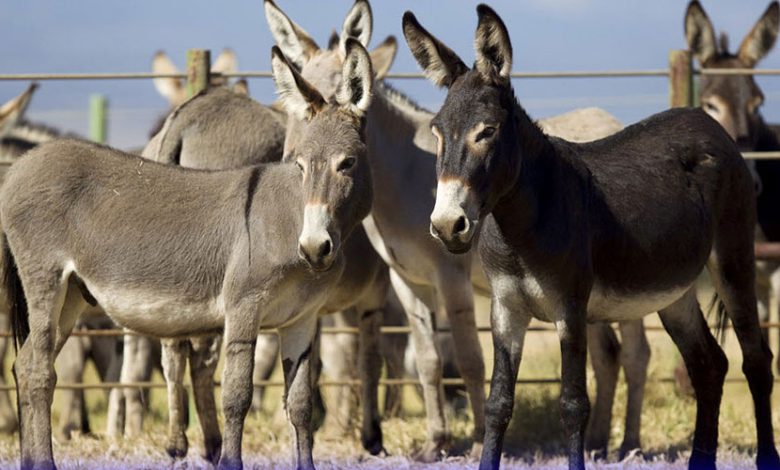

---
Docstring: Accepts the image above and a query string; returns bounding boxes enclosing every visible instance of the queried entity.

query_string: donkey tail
[706,291,729,345]
[1,233,28,350]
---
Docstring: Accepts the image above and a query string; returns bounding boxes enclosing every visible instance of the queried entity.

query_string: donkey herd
[1,1,780,469]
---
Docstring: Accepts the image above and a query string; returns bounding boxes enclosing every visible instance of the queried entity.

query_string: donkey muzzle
[429,180,478,254]
[299,203,339,272]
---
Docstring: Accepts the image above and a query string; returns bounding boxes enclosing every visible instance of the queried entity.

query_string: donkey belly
[84,283,224,337]
[587,282,692,322]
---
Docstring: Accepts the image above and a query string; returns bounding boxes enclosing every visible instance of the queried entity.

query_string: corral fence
[1,48,780,392]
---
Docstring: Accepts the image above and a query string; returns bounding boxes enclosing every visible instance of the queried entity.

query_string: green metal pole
[186,49,211,98]
[89,94,108,144]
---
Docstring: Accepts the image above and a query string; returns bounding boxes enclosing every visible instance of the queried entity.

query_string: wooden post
[186,49,211,98]
[89,94,108,144]
[668,49,693,108]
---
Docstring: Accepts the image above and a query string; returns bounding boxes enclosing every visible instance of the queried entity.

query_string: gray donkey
[404,5,779,470]
[2,38,375,470]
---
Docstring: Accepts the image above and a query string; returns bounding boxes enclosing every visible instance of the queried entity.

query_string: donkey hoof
[412,437,450,463]
[618,446,644,462]
[757,448,780,470]
[165,434,189,460]
[688,450,716,470]
[216,457,243,470]
[361,420,384,455]
[204,437,222,465]
[587,447,608,461]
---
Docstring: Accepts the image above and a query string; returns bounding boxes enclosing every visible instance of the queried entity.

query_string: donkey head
[264,0,396,104]
[271,39,374,272]
[686,1,779,149]
[152,48,242,107]
[0,83,37,139]
[404,5,516,253]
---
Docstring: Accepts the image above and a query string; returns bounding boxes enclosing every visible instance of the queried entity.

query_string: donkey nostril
[453,216,467,235]
[318,240,332,259]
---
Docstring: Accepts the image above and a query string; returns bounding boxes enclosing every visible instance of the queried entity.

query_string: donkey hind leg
[710,261,780,468]
[379,290,408,418]
[358,307,384,455]
[53,332,87,442]
[278,316,319,470]
[479,295,532,470]
[0,313,18,434]
[659,288,727,470]
[435,272,486,457]
[161,338,190,459]
[584,322,619,460]
[217,311,259,470]
[15,269,86,469]
[770,267,780,374]
[189,334,223,464]
[251,332,280,413]
[119,333,155,437]
[390,269,448,462]
[617,319,649,459]
[320,310,359,436]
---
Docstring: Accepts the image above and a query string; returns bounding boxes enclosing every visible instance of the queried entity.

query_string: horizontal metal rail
[0,376,771,392]
[1,322,779,338]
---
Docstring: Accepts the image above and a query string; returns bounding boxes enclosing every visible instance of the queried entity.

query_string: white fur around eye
[431,126,444,157]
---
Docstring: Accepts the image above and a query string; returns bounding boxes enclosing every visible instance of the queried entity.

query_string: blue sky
[2,0,780,149]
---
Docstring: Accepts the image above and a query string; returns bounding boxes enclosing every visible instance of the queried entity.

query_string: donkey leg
[479,295,531,470]
[584,322,619,460]
[161,338,190,459]
[0,313,18,434]
[710,262,780,469]
[556,305,591,470]
[320,310,358,436]
[279,316,319,470]
[53,332,87,442]
[659,288,726,470]
[217,313,259,470]
[379,291,408,419]
[189,334,223,465]
[358,308,384,455]
[120,333,154,437]
[251,333,280,412]
[770,267,780,374]
[617,319,649,459]
[435,272,486,456]
[390,269,448,461]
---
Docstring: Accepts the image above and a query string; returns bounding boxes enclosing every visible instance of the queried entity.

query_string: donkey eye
[295,160,305,173]
[337,157,356,173]
[476,126,497,142]
[703,102,719,114]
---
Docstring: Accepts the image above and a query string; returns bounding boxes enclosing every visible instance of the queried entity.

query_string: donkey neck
[491,100,573,243]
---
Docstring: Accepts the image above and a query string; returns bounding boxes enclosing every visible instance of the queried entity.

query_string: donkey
[1,38,375,470]
[685,0,780,370]
[404,5,780,470]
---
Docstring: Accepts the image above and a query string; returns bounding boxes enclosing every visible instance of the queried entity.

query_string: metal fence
[1,48,780,391]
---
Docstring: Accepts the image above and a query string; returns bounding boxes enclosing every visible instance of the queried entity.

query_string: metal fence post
[668,49,693,108]
[89,94,108,144]
[186,49,211,98]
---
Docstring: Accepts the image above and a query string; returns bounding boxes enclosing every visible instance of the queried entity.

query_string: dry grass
[0,282,777,468]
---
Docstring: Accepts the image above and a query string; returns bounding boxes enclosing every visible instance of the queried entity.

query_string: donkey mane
[374,81,431,115]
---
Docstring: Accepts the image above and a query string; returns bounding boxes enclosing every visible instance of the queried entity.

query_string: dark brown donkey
[2,39,375,470]
[404,5,779,470]
[686,0,780,368]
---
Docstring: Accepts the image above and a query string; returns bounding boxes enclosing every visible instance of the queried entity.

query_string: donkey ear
[339,0,373,57]
[210,48,238,87]
[685,1,718,65]
[336,38,373,117]
[152,50,186,106]
[370,36,397,80]
[328,30,340,51]
[264,0,319,69]
[474,4,513,84]
[738,1,780,67]
[402,11,468,88]
[271,46,325,120]
[0,83,37,138]
[233,79,250,96]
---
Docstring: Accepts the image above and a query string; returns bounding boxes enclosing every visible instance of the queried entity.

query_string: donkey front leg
[0,313,18,434]
[189,334,223,464]
[556,304,591,470]
[218,316,258,470]
[161,338,190,460]
[53,333,88,442]
[390,269,448,461]
[479,295,531,470]
[120,333,156,437]
[251,333,280,412]
[358,308,384,455]
[279,316,319,470]
[435,272,485,457]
